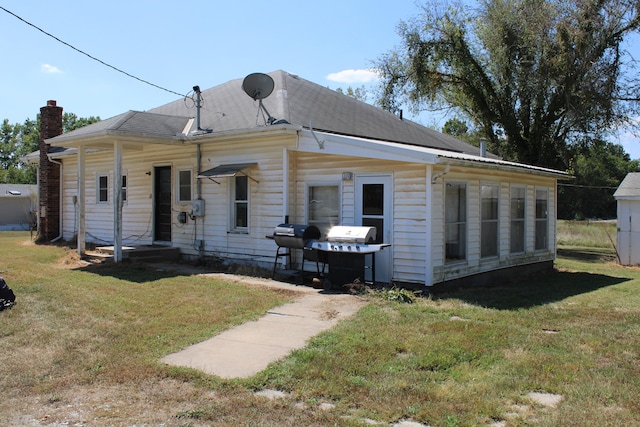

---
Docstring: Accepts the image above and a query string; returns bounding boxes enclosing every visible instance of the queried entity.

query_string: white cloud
[41,64,62,74]
[326,68,379,84]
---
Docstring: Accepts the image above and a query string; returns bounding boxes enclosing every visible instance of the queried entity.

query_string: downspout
[35,164,41,236]
[193,86,204,257]
[196,142,203,258]
[283,146,289,223]
[47,155,64,242]
[431,163,451,184]
[196,143,202,200]
[194,85,203,201]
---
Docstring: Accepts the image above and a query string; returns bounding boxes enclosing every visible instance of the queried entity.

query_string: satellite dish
[242,72,278,125]
[242,73,275,100]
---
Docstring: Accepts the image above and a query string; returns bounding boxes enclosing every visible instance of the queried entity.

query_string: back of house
[32,70,567,288]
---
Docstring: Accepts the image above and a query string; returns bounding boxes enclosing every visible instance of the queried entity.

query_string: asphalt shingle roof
[614,172,640,198]
[149,70,484,155]
[46,111,192,143]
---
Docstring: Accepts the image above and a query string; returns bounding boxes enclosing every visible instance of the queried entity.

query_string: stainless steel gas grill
[269,223,323,279]
[311,225,390,288]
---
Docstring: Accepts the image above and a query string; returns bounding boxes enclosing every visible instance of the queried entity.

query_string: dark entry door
[154,166,172,242]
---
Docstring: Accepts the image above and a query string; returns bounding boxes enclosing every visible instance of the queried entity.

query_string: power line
[0,6,186,98]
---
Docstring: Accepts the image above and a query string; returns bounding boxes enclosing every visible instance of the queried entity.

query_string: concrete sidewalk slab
[161,290,367,379]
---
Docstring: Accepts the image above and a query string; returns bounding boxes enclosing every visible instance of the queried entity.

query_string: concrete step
[96,245,181,261]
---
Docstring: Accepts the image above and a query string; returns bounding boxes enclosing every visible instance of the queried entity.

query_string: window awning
[198,163,258,183]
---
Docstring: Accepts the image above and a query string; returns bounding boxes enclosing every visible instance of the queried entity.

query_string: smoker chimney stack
[38,100,63,241]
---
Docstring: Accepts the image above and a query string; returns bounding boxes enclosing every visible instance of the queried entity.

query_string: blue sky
[1,0,639,159]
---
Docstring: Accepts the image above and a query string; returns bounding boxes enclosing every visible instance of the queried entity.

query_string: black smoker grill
[312,225,390,287]
[270,223,323,278]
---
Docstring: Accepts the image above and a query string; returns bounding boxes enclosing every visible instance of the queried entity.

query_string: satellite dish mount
[242,73,277,125]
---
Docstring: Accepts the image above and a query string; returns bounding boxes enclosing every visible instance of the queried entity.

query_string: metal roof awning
[198,162,258,183]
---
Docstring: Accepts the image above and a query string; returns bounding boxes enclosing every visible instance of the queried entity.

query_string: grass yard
[1,228,639,426]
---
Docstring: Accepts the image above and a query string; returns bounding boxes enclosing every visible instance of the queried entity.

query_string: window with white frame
[177,169,192,202]
[308,184,340,237]
[97,174,108,204]
[445,182,467,262]
[535,188,548,250]
[481,183,499,258]
[232,175,249,230]
[510,186,526,253]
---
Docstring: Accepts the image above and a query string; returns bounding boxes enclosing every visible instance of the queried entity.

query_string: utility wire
[0,6,186,98]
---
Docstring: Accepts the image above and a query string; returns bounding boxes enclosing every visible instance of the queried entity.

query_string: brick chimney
[38,100,63,242]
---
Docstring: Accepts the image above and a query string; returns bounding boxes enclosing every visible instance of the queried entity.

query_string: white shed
[613,172,640,265]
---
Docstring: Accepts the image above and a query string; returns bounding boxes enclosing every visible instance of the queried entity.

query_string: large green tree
[1,113,99,184]
[560,140,640,218]
[375,0,640,170]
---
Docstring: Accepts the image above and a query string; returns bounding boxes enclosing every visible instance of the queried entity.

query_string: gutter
[178,124,301,144]
[435,155,570,180]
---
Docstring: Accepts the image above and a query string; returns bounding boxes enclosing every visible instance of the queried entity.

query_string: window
[445,182,467,262]
[177,169,192,202]
[510,186,526,253]
[232,175,248,230]
[121,175,127,203]
[481,184,499,258]
[308,184,340,237]
[535,188,548,250]
[97,175,108,203]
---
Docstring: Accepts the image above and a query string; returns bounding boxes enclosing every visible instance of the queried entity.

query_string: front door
[355,175,392,284]
[154,166,172,242]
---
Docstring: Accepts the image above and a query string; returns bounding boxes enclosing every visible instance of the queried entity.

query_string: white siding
[617,199,640,265]
[293,152,428,284]
[393,169,427,282]
[499,182,510,259]
[59,136,295,268]
[57,132,559,285]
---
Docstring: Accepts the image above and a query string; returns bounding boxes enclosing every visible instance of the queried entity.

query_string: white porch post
[113,141,123,262]
[425,165,433,286]
[282,147,289,222]
[77,144,86,256]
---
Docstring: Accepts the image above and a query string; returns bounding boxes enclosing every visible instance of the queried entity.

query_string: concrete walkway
[161,274,367,379]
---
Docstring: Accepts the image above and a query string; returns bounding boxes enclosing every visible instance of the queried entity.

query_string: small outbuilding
[0,184,37,231]
[613,172,640,265]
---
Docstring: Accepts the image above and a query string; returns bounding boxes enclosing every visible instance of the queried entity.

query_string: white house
[614,172,640,266]
[33,70,568,288]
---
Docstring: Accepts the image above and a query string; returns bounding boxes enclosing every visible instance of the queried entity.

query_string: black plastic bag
[0,276,15,310]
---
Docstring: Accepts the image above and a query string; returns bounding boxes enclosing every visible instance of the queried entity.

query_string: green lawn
[1,230,638,426]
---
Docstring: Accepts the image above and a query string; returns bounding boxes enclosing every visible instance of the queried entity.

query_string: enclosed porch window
[510,186,526,253]
[535,188,548,250]
[445,182,467,262]
[481,183,499,258]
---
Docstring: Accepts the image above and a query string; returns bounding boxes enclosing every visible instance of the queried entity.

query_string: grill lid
[272,224,321,240]
[327,226,376,243]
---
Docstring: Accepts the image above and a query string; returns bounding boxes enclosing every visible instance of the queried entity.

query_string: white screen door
[355,174,392,284]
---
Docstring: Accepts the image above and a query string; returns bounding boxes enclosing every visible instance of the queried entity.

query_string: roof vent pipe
[480,138,487,158]
[193,86,202,131]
